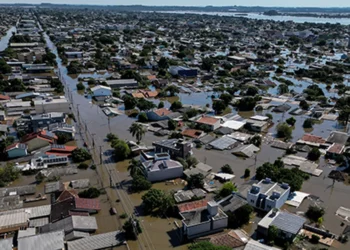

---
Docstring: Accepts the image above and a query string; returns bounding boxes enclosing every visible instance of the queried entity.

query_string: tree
[221,164,233,174]
[122,95,137,110]
[244,168,250,178]
[113,140,131,160]
[78,187,101,198]
[236,96,260,111]
[308,148,321,161]
[71,148,92,163]
[306,205,325,222]
[245,86,259,96]
[276,123,292,139]
[138,112,148,122]
[128,123,146,144]
[76,82,85,90]
[77,163,89,169]
[286,117,296,126]
[170,101,182,111]
[189,241,231,250]
[141,189,173,214]
[187,173,204,189]
[106,133,118,142]
[0,164,20,187]
[299,100,309,110]
[158,57,169,69]
[278,83,289,95]
[128,159,142,177]
[212,100,227,114]
[123,217,142,240]
[227,204,254,229]
[219,93,233,105]
[249,135,262,147]
[165,85,180,96]
[136,98,156,112]
[303,118,314,129]
[56,132,71,144]
[131,174,152,192]
[0,58,11,74]
[201,57,214,72]
[268,225,278,243]
[219,182,236,197]
[157,101,164,109]
[168,119,177,130]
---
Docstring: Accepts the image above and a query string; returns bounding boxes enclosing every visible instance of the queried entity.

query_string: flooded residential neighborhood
[1,2,350,250]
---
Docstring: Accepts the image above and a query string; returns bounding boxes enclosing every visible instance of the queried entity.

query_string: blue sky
[0,0,349,7]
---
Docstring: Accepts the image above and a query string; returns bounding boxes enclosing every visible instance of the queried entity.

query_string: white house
[91,85,112,97]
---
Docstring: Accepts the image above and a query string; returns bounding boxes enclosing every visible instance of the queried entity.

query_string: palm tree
[128,159,142,177]
[128,123,146,144]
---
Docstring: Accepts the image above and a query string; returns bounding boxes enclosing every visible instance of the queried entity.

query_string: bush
[308,148,321,161]
[221,164,233,174]
[306,205,325,222]
[77,163,89,170]
[78,187,101,198]
[299,100,310,110]
[303,118,314,128]
[119,213,128,219]
[106,133,118,142]
[138,112,148,122]
[310,234,320,244]
[77,82,85,90]
[286,117,296,126]
[276,123,292,139]
[72,148,92,163]
[244,168,250,178]
[219,182,236,197]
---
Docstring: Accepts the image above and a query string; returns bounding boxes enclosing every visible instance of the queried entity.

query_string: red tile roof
[198,230,247,249]
[75,198,101,211]
[178,200,208,212]
[21,132,55,143]
[181,129,203,138]
[197,116,219,125]
[154,108,172,117]
[301,134,326,144]
[5,142,27,152]
[0,94,10,100]
[327,143,344,154]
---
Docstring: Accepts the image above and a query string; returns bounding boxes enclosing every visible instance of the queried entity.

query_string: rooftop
[18,230,65,250]
[196,116,220,125]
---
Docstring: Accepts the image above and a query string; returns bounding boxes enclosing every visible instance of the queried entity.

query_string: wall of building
[7,148,27,158]
[275,190,290,209]
[185,221,211,239]
[147,166,183,182]
[212,217,228,230]
[35,102,70,114]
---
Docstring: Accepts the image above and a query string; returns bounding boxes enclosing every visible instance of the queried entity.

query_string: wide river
[154,11,350,25]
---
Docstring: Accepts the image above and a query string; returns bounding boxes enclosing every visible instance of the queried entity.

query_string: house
[46,144,77,157]
[195,116,221,131]
[232,144,260,158]
[221,120,246,131]
[140,153,183,182]
[218,194,248,214]
[181,129,205,139]
[21,132,56,152]
[152,138,192,159]
[49,123,76,138]
[297,134,326,147]
[65,51,84,58]
[245,116,269,132]
[0,110,5,121]
[229,132,253,143]
[196,229,249,249]
[0,94,10,101]
[34,98,70,114]
[67,230,125,250]
[326,131,349,145]
[105,79,138,89]
[180,201,228,239]
[5,143,28,158]
[247,178,290,212]
[40,215,98,235]
[169,66,198,77]
[326,143,345,158]
[91,85,112,97]
[257,209,306,241]
[146,108,179,121]
[18,230,65,250]
[30,112,66,132]
[209,136,239,151]
[244,239,280,250]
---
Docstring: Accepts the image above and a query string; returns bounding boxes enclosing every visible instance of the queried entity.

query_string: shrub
[303,118,314,128]
[308,148,321,161]
[219,182,237,197]
[306,205,325,222]
[244,168,250,178]
[77,163,89,170]
[221,164,233,174]
[77,82,85,90]
[78,187,101,198]
[286,117,296,126]
[71,148,92,163]
[119,213,128,219]
[310,234,320,244]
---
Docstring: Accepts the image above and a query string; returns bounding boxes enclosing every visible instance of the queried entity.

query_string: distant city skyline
[0,0,349,8]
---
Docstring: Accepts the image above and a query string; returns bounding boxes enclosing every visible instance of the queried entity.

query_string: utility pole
[109,169,113,188]
[76,104,80,119]
[91,133,96,148]
[100,145,103,165]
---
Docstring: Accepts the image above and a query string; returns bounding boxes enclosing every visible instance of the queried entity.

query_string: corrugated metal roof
[0,204,51,219]
[67,231,125,250]
[0,211,29,230]
[270,212,306,235]
[29,217,49,228]
[40,215,97,234]
[18,228,36,238]
[18,230,65,250]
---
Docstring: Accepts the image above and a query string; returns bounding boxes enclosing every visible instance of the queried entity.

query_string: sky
[0,0,349,7]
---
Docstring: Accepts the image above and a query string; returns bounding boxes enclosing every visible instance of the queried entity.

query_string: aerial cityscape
[1,2,350,250]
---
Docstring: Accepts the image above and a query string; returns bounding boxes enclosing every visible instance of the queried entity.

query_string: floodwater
[154,11,350,25]
[0,26,16,52]
[30,24,350,249]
